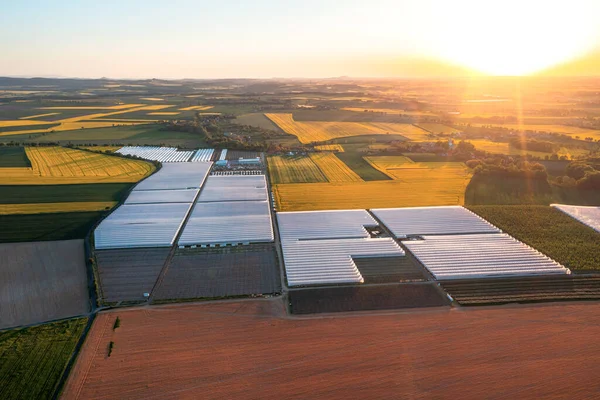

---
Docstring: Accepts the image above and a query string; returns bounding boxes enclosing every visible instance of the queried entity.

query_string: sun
[424,0,600,75]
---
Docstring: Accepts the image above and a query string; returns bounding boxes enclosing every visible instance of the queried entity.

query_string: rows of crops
[0,147,154,185]
[469,205,600,270]
[0,318,87,400]
[265,113,429,143]
[309,153,362,182]
[314,144,344,152]
[267,155,327,184]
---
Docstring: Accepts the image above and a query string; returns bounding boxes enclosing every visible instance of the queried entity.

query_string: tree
[566,162,595,180]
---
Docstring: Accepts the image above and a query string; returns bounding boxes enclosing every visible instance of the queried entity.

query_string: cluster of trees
[508,138,557,153]
[467,157,548,181]
[555,162,600,190]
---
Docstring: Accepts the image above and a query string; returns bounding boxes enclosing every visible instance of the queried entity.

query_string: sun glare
[425,0,600,75]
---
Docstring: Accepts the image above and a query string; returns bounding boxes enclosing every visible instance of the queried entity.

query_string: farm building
[552,204,600,233]
[116,146,216,163]
[133,162,212,191]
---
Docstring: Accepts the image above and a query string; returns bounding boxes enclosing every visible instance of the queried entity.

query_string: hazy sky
[2,0,600,78]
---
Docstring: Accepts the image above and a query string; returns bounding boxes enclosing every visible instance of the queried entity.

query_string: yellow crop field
[265,113,431,143]
[179,105,214,111]
[365,156,469,182]
[19,113,61,120]
[0,120,54,128]
[415,123,462,135]
[0,147,154,185]
[267,155,328,184]
[140,97,164,101]
[309,153,362,182]
[0,202,116,215]
[273,180,468,211]
[315,144,344,152]
[147,112,180,116]
[472,124,600,140]
[0,104,171,136]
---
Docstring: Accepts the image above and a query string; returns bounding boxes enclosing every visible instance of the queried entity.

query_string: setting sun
[424,0,600,75]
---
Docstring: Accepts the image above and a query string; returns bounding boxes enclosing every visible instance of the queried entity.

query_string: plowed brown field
[63,300,600,400]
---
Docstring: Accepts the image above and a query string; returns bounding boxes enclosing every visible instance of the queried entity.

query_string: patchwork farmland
[265,113,431,143]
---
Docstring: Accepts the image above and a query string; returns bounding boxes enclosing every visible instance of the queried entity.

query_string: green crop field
[0,147,31,167]
[335,152,391,181]
[0,212,104,243]
[28,125,208,147]
[469,206,600,270]
[0,318,87,400]
[0,183,132,204]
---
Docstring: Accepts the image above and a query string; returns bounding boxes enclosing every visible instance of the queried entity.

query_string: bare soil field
[96,248,170,303]
[289,283,449,314]
[0,240,89,330]
[63,300,600,399]
[153,245,280,300]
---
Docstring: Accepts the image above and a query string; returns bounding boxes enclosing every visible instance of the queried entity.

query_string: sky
[1,0,600,79]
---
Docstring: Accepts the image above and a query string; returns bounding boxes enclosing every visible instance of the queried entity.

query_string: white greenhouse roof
[191,148,215,162]
[94,203,193,249]
[283,238,404,287]
[403,233,570,280]
[116,146,195,162]
[178,201,273,246]
[371,206,500,238]
[277,209,404,287]
[197,175,268,202]
[552,204,600,233]
[134,162,212,191]
[277,209,377,241]
[125,189,199,205]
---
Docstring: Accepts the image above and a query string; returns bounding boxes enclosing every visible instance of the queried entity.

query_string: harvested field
[0,240,89,329]
[153,246,280,300]
[0,212,103,243]
[309,153,362,182]
[265,113,428,143]
[19,112,62,119]
[334,151,391,181]
[96,248,170,303]
[147,112,180,116]
[62,300,600,399]
[273,178,468,211]
[289,283,448,313]
[179,105,213,111]
[314,144,344,152]
[0,147,154,185]
[0,318,87,400]
[267,155,327,184]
